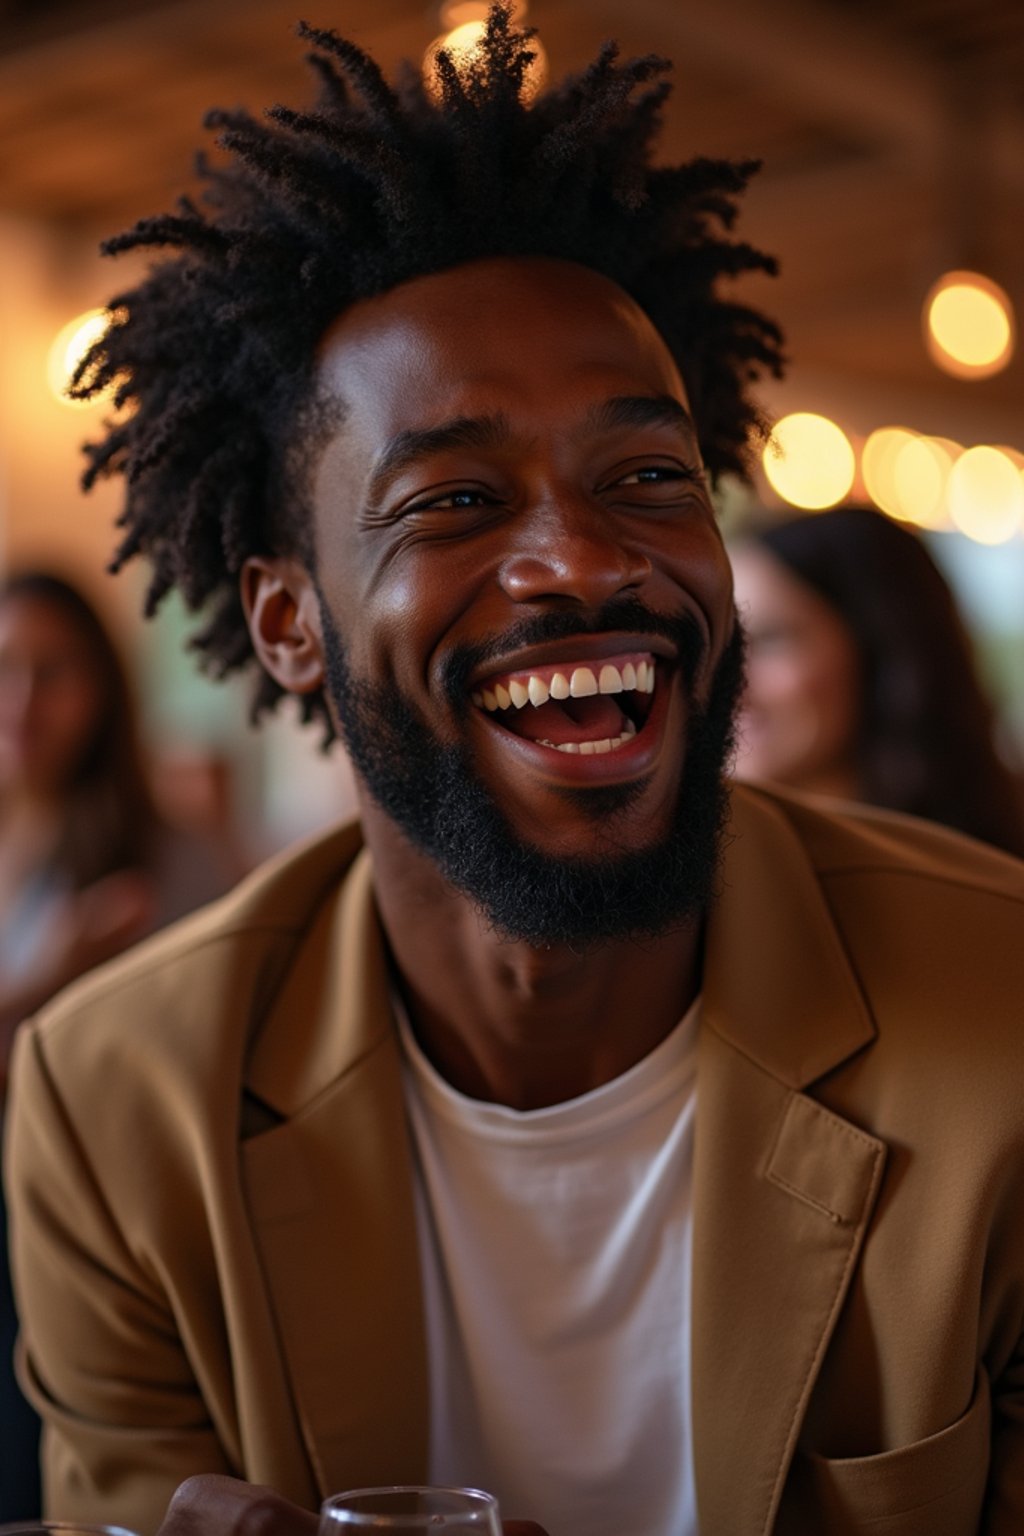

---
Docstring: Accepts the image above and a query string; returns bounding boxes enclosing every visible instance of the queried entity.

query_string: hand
[159,1475,318,1536]
[157,1477,551,1536]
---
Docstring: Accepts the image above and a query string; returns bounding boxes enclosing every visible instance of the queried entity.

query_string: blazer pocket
[788,1366,990,1534]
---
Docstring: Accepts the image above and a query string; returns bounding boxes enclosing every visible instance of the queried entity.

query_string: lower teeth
[537,720,638,756]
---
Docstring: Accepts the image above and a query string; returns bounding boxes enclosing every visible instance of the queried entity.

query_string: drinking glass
[320,1486,502,1533]
[0,1525,139,1536]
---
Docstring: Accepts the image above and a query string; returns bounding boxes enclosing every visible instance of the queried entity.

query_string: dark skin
[160,257,736,1535]
[248,258,734,1107]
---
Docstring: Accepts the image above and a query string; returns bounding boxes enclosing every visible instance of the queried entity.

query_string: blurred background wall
[1,0,1022,850]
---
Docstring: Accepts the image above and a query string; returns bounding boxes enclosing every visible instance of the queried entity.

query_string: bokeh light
[46,308,111,407]
[947,446,1024,545]
[424,14,546,98]
[861,426,917,517]
[891,434,956,530]
[762,412,855,509]
[924,270,1015,379]
[439,0,527,25]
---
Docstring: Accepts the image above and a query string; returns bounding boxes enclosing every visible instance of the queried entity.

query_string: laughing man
[7,8,1024,1536]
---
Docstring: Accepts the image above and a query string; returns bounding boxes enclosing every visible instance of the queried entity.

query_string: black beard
[319,596,744,949]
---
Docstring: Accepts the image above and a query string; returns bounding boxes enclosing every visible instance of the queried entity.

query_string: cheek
[752,637,860,779]
[805,642,861,745]
[705,545,738,657]
[745,651,810,713]
[0,684,101,787]
[683,523,732,605]
[41,684,102,754]
[745,646,855,767]
[0,686,21,732]
[359,571,423,670]
[327,544,481,692]
[658,526,733,681]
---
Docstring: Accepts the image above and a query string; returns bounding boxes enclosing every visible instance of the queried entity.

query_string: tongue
[500,695,626,745]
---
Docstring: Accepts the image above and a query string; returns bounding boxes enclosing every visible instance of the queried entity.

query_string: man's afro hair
[75,1,784,735]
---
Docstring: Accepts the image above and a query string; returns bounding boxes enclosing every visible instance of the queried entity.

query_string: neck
[360,800,703,1111]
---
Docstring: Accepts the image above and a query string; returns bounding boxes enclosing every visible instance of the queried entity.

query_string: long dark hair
[0,572,158,888]
[749,507,1024,857]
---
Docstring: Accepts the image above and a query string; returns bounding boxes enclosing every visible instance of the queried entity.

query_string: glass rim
[321,1486,498,1524]
[0,1525,139,1536]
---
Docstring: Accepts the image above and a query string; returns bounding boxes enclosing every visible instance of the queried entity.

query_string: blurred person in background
[730,504,1024,858]
[0,569,233,1519]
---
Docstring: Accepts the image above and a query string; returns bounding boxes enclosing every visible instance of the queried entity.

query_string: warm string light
[947,446,1024,545]
[861,428,959,531]
[46,308,112,408]
[439,0,527,25]
[763,419,1024,546]
[890,436,955,532]
[924,270,1016,380]
[762,413,855,510]
[860,427,918,520]
[424,2,545,99]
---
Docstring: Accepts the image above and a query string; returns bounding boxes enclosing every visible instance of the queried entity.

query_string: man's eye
[411,489,495,512]
[609,463,702,488]
[443,490,490,508]
[619,467,679,484]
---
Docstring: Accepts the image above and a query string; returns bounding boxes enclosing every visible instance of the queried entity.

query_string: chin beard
[318,597,744,949]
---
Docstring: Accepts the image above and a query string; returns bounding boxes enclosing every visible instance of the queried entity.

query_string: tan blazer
[6,784,1024,1536]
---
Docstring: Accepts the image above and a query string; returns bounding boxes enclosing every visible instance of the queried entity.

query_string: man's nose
[498,499,652,606]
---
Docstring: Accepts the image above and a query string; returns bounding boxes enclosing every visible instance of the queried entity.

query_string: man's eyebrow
[587,394,698,441]
[363,396,697,511]
[366,412,515,506]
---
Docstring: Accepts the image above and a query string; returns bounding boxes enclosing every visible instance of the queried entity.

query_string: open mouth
[470,651,660,756]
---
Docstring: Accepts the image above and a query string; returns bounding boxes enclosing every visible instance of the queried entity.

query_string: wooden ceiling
[1,0,1022,439]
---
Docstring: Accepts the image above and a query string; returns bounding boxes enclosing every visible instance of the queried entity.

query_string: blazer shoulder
[24,817,367,1060]
[733,781,1024,906]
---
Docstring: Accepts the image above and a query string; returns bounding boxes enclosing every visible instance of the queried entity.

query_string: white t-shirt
[397,997,700,1536]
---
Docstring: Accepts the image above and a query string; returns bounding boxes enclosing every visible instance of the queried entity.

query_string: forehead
[312,257,690,439]
[732,543,850,639]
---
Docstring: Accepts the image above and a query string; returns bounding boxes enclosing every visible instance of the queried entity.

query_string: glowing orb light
[924,270,1015,379]
[762,412,855,510]
[947,445,1024,545]
[46,308,112,408]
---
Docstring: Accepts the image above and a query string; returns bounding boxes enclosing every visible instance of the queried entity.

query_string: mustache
[441,595,708,710]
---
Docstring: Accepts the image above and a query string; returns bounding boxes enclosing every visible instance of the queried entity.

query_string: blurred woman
[730,505,1024,857]
[1,574,156,1063]
[0,570,231,1518]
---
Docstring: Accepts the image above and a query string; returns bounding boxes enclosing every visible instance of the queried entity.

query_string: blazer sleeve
[4,1020,232,1536]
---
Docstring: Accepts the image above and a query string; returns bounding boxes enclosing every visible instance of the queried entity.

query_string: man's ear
[241,556,325,695]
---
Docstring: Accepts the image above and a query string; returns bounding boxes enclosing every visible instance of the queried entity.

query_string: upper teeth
[472,660,656,712]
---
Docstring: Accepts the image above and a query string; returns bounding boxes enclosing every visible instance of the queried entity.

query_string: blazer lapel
[240,846,428,1500]
[692,788,887,1535]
